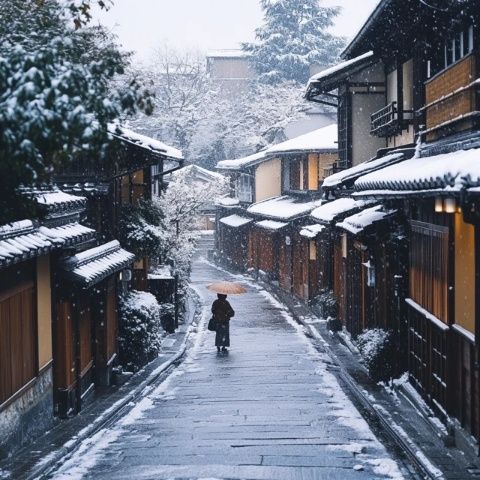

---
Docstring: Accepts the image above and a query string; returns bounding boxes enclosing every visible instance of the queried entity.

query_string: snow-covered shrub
[356,329,396,382]
[313,289,337,319]
[118,290,162,371]
[160,302,175,333]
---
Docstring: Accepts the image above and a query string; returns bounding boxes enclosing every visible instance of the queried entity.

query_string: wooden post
[73,291,82,414]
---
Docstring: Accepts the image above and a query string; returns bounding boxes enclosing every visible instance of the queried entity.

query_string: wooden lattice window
[409,220,449,323]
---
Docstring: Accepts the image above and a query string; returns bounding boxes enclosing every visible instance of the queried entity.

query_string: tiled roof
[322,152,406,190]
[336,205,397,235]
[61,240,135,287]
[0,220,59,267]
[354,148,480,194]
[248,196,322,221]
[0,220,97,268]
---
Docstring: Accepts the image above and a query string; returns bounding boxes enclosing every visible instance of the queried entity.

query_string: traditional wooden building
[216,125,338,277]
[0,190,96,456]
[305,0,480,445]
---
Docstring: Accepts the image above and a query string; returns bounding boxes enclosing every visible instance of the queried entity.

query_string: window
[409,221,449,322]
[428,24,475,78]
[237,173,253,203]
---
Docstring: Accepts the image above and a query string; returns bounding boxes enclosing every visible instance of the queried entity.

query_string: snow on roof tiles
[248,196,322,221]
[217,125,338,171]
[310,198,374,223]
[355,148,480,193]
[300,224,325,239]
[219,214,253,228]
[336,205,396,235]
[109,125,183,160]
[0,220,58,267]
[33,189,87,215]
[307,51,374,89]
[323,152,405,190]
[266,124,338,154]
[255,220,288,231]
[61,240,135,287]
[39,223,95,246]
[216,151,268,171]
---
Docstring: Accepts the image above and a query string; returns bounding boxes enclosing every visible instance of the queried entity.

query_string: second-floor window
[428,25,474,78]
[236,173,253,203]
[285,155,323,192]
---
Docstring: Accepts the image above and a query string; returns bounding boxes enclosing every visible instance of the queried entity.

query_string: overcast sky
[93,0,379,64]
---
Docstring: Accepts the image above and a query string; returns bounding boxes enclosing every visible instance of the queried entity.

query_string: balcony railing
[371,102,400,136]
[370,101,415,137]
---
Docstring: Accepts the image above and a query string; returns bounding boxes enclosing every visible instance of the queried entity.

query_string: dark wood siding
[0,281,37,406]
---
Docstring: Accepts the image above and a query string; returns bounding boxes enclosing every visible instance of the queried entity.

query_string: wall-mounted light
[285,235,291,246]
[444,198,457,214]
[434,197,458,214]
[119,268,132,282]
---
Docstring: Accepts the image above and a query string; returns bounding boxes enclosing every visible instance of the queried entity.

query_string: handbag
[207,316,217,332]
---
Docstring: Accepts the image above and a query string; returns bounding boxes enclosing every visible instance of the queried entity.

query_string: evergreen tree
[0,0,152,223]
[243,0,345,84]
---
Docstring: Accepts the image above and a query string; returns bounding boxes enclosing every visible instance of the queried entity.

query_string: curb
[28,290,201,480]
[257,280,441,480]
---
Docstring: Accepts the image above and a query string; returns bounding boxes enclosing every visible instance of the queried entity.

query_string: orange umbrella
[207,281,247,295]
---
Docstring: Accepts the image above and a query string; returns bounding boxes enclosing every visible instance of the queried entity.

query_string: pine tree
[243,0,345,84]
[0,0,152,223]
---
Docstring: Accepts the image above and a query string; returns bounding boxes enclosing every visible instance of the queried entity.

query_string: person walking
[211,293,235,353]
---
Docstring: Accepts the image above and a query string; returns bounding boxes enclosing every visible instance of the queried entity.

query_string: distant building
[206,49,254,92]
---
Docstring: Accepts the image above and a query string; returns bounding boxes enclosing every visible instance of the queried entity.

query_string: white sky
[92,0,379,63]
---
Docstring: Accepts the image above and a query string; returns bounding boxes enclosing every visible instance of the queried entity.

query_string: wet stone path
[51,258,409,480]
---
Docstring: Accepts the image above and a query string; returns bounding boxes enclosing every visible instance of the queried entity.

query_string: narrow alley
[48,253,410,480]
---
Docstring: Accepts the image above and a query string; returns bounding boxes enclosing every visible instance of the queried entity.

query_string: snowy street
[49,255,409,480]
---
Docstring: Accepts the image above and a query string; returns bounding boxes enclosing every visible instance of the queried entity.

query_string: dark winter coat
[212,298,235,347]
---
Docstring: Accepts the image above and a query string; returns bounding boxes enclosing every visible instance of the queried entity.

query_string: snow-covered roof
[175,164,225,182]
[39,223,95,246]
[217,126,338,172]
[255,220,288,231]
[336,205,396,235]
[248,195,322,221]
[216,151,268,171]
[0,220,59,268]
[216,197,240,207]
[109,125,183,160]
[148,265,173,280]
[219,214,253,228]
[311,198,373,224]
[61,240,135,287]
[34,190,87,213]
[354,148,480,194]
[266,124,338,155]
[300,224,325,239]
[207,49,250,58]
[323,152,406,190]
[307,51,375,92]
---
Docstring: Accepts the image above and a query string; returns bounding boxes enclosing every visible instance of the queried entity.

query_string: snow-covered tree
[125,48,310,169]
[243,0,345,84]
[0,0,152,223]
[157,168,228,283]
[126,45,211,157]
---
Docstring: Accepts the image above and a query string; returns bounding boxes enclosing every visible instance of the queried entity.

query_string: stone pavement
[0,294,198,480]
[262,280,480,480]
[47,258,415,480]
